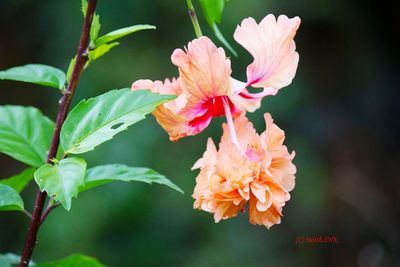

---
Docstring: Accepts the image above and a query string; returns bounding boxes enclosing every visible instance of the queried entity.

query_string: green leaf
[36,254,105,267]
[0,253,35,267]
[34,158,86,210]
[80,164,183,194]
[95,24,155,46]
[66,57,76,84]
[0,168,35,193]
[0,253,19,267]
[90,14,101,42]
[0,64,66,89]
[60,89,175,154]
[0,106,55,167]
[199,0,225,25]
[212,23,238,57]
[81,0,88,17]
[0,184,24,211]
[88,42,119,62]
[81,0,101,44]
[199,0,238,57]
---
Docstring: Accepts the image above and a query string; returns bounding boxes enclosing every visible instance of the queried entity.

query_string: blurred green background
[1,1,399,266]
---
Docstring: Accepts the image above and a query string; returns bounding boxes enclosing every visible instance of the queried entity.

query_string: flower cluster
[132,14,300,228]
[192,114,296,227]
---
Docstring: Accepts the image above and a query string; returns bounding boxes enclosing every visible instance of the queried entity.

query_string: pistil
[222,96,240,149]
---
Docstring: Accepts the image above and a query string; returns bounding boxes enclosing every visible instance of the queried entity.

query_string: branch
[40,200,61,225]
[19,1,98,266]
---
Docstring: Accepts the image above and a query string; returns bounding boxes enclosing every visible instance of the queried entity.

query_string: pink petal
[131,78,191,141]
[171,37,232,102]
[234,15,300,92]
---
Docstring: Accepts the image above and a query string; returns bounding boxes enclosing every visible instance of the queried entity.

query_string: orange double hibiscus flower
[132,14,300,228]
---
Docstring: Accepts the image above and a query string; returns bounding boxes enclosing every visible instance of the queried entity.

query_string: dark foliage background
[1,1,399,266]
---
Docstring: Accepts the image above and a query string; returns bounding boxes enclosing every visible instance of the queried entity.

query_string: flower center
[188,96,236,128]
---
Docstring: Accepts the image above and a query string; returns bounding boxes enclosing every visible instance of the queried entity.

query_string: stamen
[222,96,240,149]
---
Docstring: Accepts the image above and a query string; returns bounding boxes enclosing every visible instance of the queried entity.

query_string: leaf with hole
[80,164,183,194]
[0,168,35,193]
[0,105,55,167]
[95,24,155,46]
[0,64,66,89]
[34,158,86,210]
[60,89,175,154]
[0,184,24,212]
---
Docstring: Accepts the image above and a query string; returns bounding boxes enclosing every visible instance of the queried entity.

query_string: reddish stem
[40,199,60,225]
[18,1,97,266]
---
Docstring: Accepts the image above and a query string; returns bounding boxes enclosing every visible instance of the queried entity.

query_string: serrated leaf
[95,24,155,46]
[60,89,175,154]
[212,23,238,57]
[0,184,24,211]
[81,0,101,43]
[0,64,66,89]
[88,42,119,62]
[90,13,101,42]
[0,106,55,167]
[81,0,88,17]
[34,158,86,210]
[35,254,104,267]
[80,164,183,194]
[0,168,35,193]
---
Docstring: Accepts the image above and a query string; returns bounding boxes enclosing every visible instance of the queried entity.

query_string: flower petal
[192,138,218,170]
[192,139,252,223]
[221,113,259,153]
[171,36,232,103]
[249,179,289,229]
[234,14,300,91]
[260,113,296,192]
[131,78,192,141]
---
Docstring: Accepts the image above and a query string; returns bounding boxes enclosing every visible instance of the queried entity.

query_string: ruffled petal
[131,78,192,141]
[249,179,289,228]
[220,113,259,153]
[260,113,296,192]
[171,36,232,102]
[261,112,285,148]
[192,140,253,222]
[192,138,218,170]
[234,14,300,91]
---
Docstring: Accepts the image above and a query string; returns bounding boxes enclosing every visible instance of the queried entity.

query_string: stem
[40,202,61,225]
[186,0,203,38]
[19,1,97,266]
[222,97,240,149]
